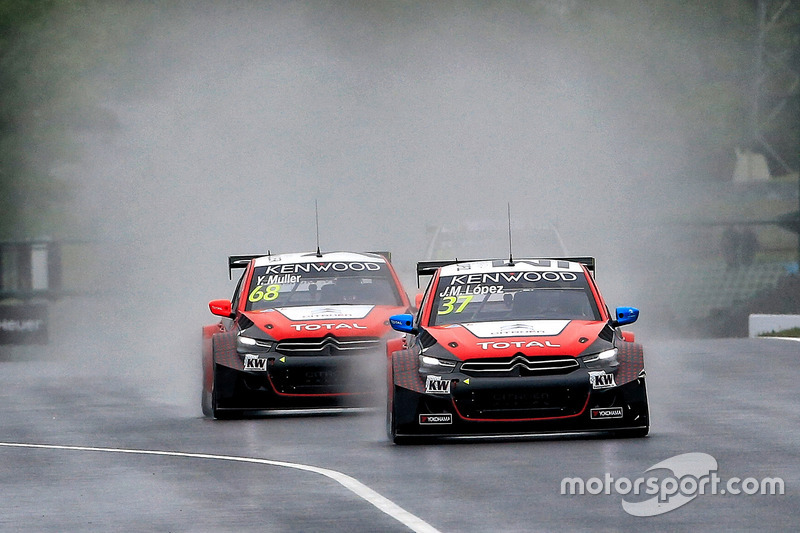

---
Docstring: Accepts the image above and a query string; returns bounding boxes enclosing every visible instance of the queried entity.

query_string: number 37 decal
[438,295,473,315]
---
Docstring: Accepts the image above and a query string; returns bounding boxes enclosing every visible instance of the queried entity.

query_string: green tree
[1,0,70,238]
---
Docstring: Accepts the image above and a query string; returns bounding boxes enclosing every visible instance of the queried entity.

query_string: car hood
[425,320,614,359]
[241,304,409,340]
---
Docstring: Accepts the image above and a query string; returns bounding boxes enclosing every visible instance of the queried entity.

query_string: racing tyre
[387,408,414,444]
[387,384,424,444]
[386,378,413,444]
[211,363,242,420]
[386,376,402,443]
[614,378,649,438]
[201,389,212,417]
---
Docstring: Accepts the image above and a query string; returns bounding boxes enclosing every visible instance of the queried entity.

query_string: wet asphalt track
[1,337,798,532]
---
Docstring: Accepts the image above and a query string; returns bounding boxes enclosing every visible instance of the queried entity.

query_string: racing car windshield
[430,270,601,326]
[245,262,403,310]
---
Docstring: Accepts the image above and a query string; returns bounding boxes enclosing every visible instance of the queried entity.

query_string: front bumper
[215,353,384,411]
[391,370,648,438]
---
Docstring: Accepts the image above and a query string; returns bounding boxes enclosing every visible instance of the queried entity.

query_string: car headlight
[582,348,618,368]
[236,334,274,352]
[419,354,457,373]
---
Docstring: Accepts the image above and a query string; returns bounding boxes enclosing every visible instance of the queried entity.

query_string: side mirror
[209,299,234,318]
[613,306,639,327]
[390,313,417,334]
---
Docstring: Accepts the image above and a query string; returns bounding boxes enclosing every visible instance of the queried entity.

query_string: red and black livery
[202,251,410,418]
[386,257,648,442]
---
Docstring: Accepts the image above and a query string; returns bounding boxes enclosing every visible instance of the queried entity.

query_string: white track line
[761,336,800,342]
[0,442,441,533]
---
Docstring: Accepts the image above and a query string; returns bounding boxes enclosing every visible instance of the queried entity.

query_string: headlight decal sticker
[212,331,241,370]
[392,349,426,393]
[615,342,645,385]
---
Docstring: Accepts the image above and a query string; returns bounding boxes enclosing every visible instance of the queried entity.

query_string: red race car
[386,257,648,442]
[202,251,411,418]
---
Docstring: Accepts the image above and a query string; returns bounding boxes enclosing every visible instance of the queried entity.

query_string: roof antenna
[507,202,515,266]
[315,200,322,257]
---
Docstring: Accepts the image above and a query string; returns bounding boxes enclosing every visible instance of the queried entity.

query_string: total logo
[290,323,367,331]
[476,340,561,350]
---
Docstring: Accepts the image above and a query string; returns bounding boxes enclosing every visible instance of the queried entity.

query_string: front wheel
[613,378,649,438]
[386,372,411,444]
[387,402,413,444]
[210,363,242,420]
[386,366,400,442]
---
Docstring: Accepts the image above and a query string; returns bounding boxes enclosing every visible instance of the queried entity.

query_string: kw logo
[244,355,269,371]
[425,375,451,394]
[589,371,616,389]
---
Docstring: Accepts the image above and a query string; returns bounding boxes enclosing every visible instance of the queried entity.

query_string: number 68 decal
[249,284,280,303]
[438,295,473,315]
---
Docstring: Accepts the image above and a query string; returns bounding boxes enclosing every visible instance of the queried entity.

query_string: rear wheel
[201,334,213,417]
[201,389,212,417]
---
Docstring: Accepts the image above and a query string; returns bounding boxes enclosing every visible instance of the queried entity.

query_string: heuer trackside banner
[0,304,48,345]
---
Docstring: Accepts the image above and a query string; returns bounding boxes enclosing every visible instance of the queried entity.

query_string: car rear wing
[227,250,394,279]
[368,251,391,261]
[416,256,596,284]
[228,254,265,279]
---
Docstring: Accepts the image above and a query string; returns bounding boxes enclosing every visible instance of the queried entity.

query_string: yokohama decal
[419,413,453,425]
[590,407,623,419]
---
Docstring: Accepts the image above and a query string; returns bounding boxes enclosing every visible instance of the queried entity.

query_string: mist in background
[18,1,725,411]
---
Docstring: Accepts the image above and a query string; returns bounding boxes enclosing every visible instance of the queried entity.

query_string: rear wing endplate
[368,251,391,261]
[228,254,264,279]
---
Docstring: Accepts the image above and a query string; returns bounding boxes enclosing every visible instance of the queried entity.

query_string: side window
[230,270,245,312]
[416,276,435,325]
